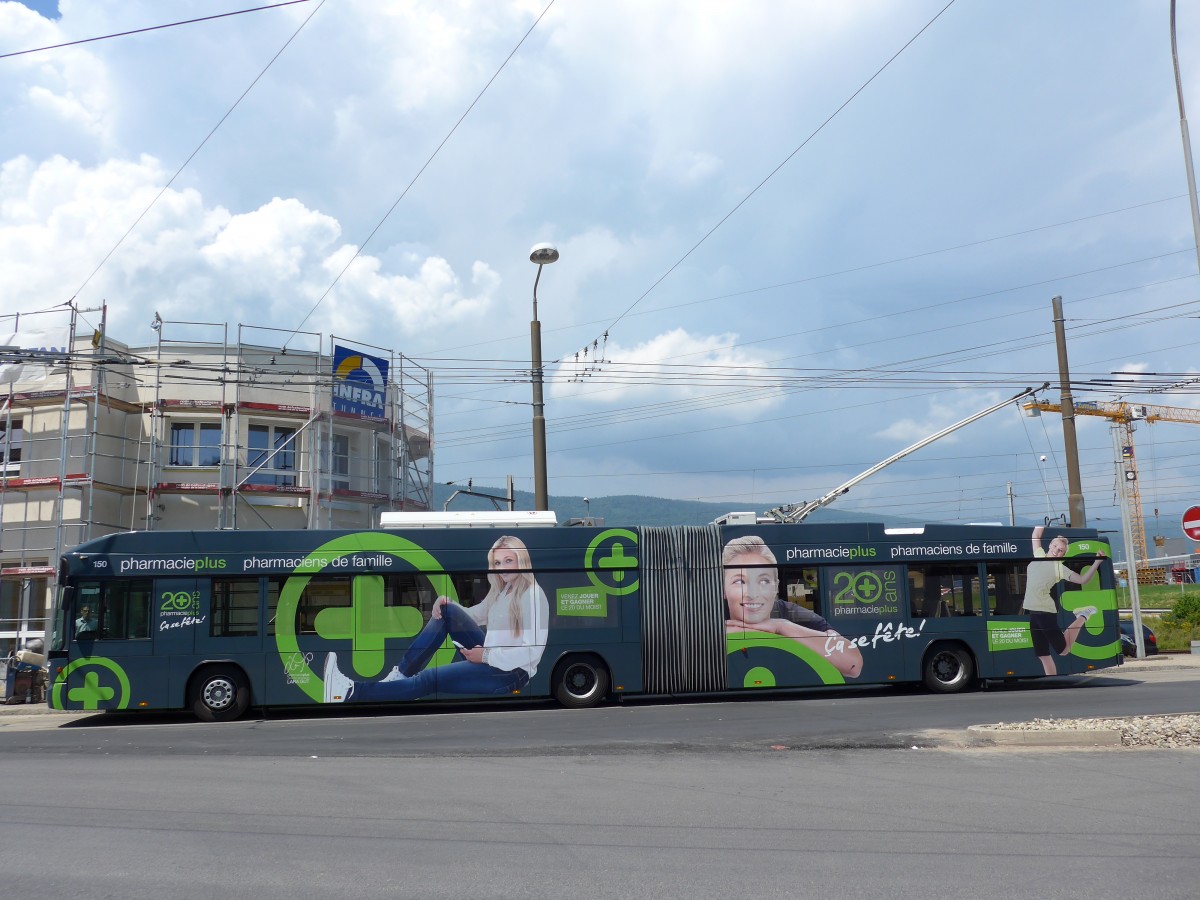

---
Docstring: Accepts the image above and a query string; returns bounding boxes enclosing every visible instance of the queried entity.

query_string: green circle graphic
[274,532,454,702]
[852,571,884,604]
[584,528,640,596]
[50,656,132,710]
[726,634,846,686]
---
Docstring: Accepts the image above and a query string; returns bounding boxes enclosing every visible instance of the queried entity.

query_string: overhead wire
[284,0,558,346]
[572,0,961,359]
[65,0,329,307]
[0,1,313,59]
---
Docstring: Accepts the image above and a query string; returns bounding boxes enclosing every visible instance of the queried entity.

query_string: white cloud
[557,326,784,414]
[0,154,500,345]
[0,4,114,146]
[875,391,1017,445]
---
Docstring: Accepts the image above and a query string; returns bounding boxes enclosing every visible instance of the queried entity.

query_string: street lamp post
[529,243,559,511]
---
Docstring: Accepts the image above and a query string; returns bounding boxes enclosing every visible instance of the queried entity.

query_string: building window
[247,423,296,487]
[376,437,394,494]
[332,433,350,491]
[0,578,20,632]
[0,418,22,474]
[169,422,222,467]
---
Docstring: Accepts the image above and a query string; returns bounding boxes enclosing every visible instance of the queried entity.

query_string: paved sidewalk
[1105,650,1200,673]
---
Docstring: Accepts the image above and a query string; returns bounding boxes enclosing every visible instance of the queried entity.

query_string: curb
[966,724,1123,747]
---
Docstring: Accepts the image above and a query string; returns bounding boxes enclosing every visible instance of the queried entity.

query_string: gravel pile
[989,714,1200,748]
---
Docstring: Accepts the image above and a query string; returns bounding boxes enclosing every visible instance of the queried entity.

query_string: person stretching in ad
[723,535,863,678]
[1023,525,1104,675]
[323,535,549,703]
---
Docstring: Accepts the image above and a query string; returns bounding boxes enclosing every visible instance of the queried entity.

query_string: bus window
[211,577,261,638]
[985,564,1026,615]
[49,586,70,652]
[265,577,285,637]
[908,564,980,617]
[295,576,351,634]
[382,572,438,616]
[96,580,152,639]
[779,567,822,619]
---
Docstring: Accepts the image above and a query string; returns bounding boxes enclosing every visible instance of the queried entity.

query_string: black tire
[922,645,975,694]
[553,656,610,709]
[191,666,250,722]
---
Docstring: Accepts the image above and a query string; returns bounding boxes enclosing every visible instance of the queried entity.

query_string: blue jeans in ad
[351,602,529,702]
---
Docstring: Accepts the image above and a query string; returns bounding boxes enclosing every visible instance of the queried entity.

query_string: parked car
[1119,620,1158,657]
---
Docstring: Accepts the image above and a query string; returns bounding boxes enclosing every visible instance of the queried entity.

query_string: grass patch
[1113,585,1200,650]
[1142,615,1200,652]
[1114,582,1200,611]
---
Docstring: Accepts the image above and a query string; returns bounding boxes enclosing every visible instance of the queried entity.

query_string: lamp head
[529,243,559,265]
[151,312,162,332]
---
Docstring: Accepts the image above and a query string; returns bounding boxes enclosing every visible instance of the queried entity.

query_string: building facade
[1,307,433,657]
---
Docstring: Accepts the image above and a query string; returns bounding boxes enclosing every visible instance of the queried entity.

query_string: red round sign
[1183,506,1200,542]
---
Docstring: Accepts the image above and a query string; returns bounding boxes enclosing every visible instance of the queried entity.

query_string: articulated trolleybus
[47,511,1120,721]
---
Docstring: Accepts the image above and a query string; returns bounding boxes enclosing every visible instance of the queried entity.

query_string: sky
[4,0,1200,535]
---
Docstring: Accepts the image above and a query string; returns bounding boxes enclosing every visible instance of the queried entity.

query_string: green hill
[432,484,924,528]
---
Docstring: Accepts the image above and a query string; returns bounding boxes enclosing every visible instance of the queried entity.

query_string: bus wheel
[923,645,974,694]
[191,666,250,722]
[553,656,609,709]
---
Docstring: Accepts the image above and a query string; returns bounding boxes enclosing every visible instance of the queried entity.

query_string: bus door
[58,577,160,712]
[980,561,1045,678]
[820,564,909,684]
[191,575,267,695]
[905,563,993,678]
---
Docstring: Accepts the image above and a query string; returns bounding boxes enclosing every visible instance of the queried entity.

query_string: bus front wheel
[191,666,250,722]
[922,646,974,694]
[553,656,609,709]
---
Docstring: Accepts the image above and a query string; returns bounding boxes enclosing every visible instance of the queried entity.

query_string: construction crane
[1024,398,1200,576]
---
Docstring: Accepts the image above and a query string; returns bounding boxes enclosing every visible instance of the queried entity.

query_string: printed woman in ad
[1023,525,1103,675]
[723,535,863,678]
[322,535,550,703]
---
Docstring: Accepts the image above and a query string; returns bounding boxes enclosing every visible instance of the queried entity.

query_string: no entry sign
[1183,506,1200,542]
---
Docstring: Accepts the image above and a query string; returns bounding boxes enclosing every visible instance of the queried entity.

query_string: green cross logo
[71,671,115,708]
[311,574,427,678]
[50,657,131,711]
[585,528,639,596]
[274,533,453,703]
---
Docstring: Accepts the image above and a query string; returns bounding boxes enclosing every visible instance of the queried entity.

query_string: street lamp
[529,242,559,511]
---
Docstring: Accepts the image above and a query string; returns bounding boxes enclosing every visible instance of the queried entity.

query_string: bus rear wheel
[553,656,609,709]
[191,666,250,722]
[923,646,974,694]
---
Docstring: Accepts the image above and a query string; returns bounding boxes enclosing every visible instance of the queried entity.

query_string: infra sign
[1183,506,1200,542]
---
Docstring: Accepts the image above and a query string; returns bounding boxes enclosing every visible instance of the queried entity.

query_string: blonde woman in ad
[323,535,549,703]
[724,535,863,678]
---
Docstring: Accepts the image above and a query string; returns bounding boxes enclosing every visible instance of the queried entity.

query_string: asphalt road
[1,660,1197,899]
[2,659,1198,753]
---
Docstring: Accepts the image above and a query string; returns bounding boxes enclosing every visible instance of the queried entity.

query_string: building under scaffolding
[1,306,433,657]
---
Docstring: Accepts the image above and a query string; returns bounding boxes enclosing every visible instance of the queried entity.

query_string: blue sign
[332,346,389,418]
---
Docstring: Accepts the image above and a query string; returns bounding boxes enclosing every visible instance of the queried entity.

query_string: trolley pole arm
[767,384,1049,524]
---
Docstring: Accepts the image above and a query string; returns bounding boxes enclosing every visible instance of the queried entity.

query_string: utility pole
[1171,0,1200,276]
[1051,295,1086,527]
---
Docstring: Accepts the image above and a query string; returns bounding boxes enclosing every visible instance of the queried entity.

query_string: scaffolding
[0,307,434,658]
